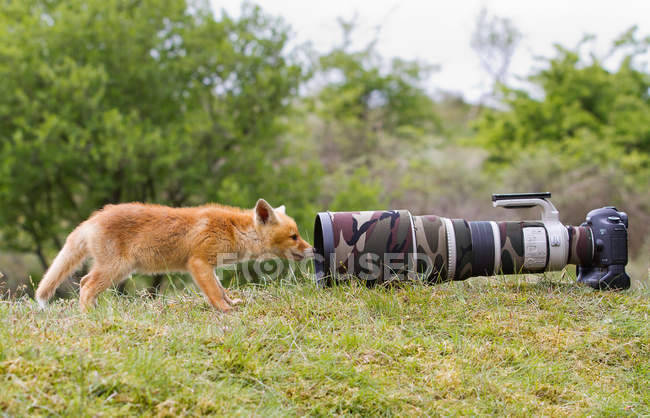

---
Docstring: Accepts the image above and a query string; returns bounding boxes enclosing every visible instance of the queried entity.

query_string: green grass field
[1,275,648,416]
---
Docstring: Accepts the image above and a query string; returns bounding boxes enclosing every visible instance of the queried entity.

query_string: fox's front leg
[187,257,233,312]
[210,269,242,306]
[223,288,242,306]
[210,256,241,306]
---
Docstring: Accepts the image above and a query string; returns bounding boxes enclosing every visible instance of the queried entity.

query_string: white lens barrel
[542,220,570,271]
[522,227,547,271]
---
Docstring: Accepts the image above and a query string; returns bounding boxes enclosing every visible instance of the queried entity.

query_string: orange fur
[35,199,312,312]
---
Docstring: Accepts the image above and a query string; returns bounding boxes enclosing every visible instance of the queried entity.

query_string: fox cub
[35,199,313,312]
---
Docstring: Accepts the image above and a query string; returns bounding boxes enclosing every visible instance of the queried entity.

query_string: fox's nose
[303,246,315,258]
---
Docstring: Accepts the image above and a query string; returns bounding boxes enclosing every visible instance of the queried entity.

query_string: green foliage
[318,51,437,135]
[307,21,441,214]
[0,1,648,286]
[0,0,315,263]
[473,28,650,187]
[314,20,440,158]
[328,167,387,212]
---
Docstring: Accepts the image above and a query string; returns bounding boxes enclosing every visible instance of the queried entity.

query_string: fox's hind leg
[187,257,233,312]
[79,265,130,312]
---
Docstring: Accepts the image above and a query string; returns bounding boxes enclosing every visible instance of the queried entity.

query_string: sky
[212,0,650,102]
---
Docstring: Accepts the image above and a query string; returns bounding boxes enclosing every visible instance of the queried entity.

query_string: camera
[313,193,630,290]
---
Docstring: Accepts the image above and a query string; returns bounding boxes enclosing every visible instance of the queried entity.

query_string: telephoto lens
[313,193,630,290]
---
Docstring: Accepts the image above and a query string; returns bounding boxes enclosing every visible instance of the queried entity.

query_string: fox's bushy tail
[35,225,89,308]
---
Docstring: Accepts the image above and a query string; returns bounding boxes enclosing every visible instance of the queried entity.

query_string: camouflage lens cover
[327,210,416,283]
[567,226,594,266]
[414,215,448,282]
[496,222,526,275]
[314,209,591,285]
[452,220,473,280]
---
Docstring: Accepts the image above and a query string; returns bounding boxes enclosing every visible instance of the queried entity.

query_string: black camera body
[577,206,631,290]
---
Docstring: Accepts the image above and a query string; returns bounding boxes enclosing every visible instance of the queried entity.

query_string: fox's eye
[290,234,298,241]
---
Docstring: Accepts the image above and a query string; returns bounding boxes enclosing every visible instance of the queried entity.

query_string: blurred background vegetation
[0,0,648,296]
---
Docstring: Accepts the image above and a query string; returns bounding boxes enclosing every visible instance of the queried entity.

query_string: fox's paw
[230,298,243,306]
[35,296,48,311]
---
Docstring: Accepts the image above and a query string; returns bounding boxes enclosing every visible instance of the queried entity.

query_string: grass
[0,274,648,416]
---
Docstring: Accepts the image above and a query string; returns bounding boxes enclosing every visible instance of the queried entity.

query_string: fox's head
[253,199,313,261]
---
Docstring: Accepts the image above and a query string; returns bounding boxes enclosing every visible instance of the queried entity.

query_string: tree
[473,27,650,186]
[0,0,314,269]
[314,19,440,159]
[471,7,522,103]
[305,19,441,210]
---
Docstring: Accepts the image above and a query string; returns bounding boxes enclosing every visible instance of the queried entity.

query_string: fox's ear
[275,205,286,215]
[254,199,278,225]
